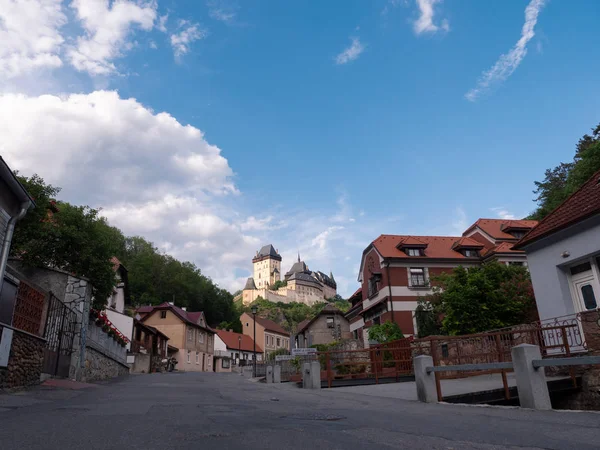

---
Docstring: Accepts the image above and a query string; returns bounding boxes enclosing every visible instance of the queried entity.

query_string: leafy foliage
[367,321,405,344]
[423,263,537,336]
[414,298,444,338]
[12,174,238,325]
[270,280,287,290]
[12,175,125,308]
[239,296,351,333]
[266,348,290,361]
[529,123,600,220]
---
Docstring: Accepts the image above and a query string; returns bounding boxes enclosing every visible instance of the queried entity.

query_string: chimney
[181,307,187,311]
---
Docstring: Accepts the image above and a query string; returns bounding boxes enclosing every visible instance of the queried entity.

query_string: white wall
[105,309,133,351]
[524,215,600,321]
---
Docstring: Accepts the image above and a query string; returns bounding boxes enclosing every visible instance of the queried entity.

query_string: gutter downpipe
[385,261,396,325]
[0,201,31,283]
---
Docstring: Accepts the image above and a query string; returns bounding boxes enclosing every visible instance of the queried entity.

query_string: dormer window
[463,249,479,257]
[406,248,424,256]
[510,231,526,239]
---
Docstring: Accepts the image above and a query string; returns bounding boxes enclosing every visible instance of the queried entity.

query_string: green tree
[426,263,537,335]
[367,321,405,343]
[270,280,287,290]
[12,175,125,308]
[414,298,444,338]
[529,123,600,220]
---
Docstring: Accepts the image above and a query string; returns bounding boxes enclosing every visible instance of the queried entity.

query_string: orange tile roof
[464,219,538,240]
[372,235,473,260]
[397,236,428,247]
[216,329,263,353]
[515,168,600,249]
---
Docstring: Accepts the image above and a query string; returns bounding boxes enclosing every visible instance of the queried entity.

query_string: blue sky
[2,0,600,297]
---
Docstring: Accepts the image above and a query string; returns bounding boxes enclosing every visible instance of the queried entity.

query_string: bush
[367,322,404,344]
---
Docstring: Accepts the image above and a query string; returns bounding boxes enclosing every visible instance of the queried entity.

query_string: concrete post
[266,365,273,383]
[310,361,321,389]
[273,365,281,383]
[414,355,437,403]
[302,362,312,389]
[511,344,551,410]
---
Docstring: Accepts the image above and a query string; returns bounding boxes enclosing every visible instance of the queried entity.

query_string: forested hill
[234,296,350,334]
[12,174,237,327]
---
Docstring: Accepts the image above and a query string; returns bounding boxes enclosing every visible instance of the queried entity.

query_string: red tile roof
[464,219,538,240]
[253,316,290,336]
[451,237,485,250]
[397,236,428,247]
[482,242,524,256]
[216,330,263,353]
[515,168,600,249]
[372,235,475,260]
[136,305,154,314]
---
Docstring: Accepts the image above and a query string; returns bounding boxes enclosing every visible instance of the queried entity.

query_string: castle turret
[252,244,282,288]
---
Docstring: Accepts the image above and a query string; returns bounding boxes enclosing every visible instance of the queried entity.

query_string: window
[508,261,524,266]
[326,317,335,328]
[187,350,191,363]
[160,310,167,319]
[243,352,248,360]
[368,274,381,297]
[571,262,592,276]
[581,285,597,310]
[199,332,204,343]
[373,316,381,325]
[187,328,193,341]
[195,352,199,364]
[277,337,281,347]
[410,268,427,287]
[207,355,211,367]
[510,231,526,239]
[353,330,358,339]
[406,248,423,256]
[222,358,230,369]
[463,249,479,257]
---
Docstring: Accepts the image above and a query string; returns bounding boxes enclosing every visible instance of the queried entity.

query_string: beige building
[295,304,352,348]
[242,244,337,306]
[240,313,290,357]
[139,302,215,372]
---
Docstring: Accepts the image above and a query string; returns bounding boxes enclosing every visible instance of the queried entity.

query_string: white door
[573,275,598,312]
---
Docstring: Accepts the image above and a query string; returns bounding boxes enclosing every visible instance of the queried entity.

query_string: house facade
[240,312,290,357]
[141,302,215,372]
[296,304,351,348]
[514,169,600,321]
[214,329,263,372]
[354,218,538,345]
[130,320,169,373]
[104,257,133,350]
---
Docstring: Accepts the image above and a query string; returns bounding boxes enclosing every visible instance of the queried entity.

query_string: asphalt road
[1,372,599,449]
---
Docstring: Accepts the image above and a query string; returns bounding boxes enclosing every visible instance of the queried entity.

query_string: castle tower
[252,244,282,288]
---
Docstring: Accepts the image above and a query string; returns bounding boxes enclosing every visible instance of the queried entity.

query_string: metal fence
[42,294,77,378]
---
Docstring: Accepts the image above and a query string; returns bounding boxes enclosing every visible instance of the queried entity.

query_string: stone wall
[78,346,129,383]
[0,328,45,390]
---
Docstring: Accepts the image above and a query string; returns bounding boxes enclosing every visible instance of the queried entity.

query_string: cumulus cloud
[491,207,517,220]
[414,0,449,35]
[465,0,546,102]
[157,13,168,32]
[0,0,67,79]
[335,37,365,65]
[170,20,207,59]
[68,0,157,75]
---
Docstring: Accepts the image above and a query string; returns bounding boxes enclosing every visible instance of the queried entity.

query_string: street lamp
[251,304,258,377]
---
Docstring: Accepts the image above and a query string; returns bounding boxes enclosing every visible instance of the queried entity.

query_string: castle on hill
[242,244,337,306]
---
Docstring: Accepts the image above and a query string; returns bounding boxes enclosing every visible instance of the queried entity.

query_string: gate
[43,295,77,378]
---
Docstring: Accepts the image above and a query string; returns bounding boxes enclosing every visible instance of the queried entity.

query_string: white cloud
[0,90,235,204]
[414,0,449,35]
[0,0,67,79]
[335,37,365,65]
[452,206,468,235]
[240,216,287,232]
[68,0,157,75]
[157,13,168,32]
[465,0,546,102]
[170,20,207,59]
[491,207,517,220]
[207,0,237,24]
[149,40,157,49]
[311,226,345,251]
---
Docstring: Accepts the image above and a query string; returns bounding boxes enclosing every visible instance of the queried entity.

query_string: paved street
[1,373,599,449]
